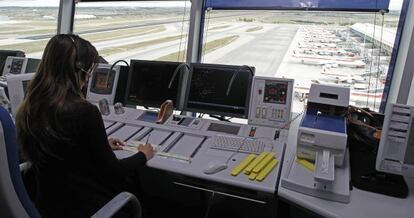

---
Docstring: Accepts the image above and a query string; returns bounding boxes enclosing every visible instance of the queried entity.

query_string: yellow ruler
[244,152,269,175]
[296,158,315,172]
[231,154,257,176]
[253,152,275,174]
[256,159,279,182]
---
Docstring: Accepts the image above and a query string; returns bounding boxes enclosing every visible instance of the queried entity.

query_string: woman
[16,34,153,217]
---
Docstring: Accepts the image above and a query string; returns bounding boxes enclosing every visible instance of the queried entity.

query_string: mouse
[203,160,228,175]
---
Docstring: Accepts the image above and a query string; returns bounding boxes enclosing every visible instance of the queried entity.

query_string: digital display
[10,59,24,74]
[186,64,254,118]
[126,60,181,108]
[94,73,109,89]
[264,81,288,104]
[0,51,24,76]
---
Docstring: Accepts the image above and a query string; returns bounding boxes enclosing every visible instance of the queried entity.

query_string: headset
[67,35,86,72]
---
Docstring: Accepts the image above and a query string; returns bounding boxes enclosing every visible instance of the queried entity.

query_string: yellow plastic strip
[244,152,269,175]
[296,158,315,172]
[253,152,275,174]
[248,172,258,180]
[256,159,278,182]
[231,154,256,176]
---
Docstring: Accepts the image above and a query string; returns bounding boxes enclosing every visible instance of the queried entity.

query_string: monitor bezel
[124,59,184,109]
[183,63,254,118]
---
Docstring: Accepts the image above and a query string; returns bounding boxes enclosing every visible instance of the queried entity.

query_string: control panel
[1,57,40,86]
[86,63,129,105]
[376,103,414,178]
[248,76,293,128]
[165,114,204,130]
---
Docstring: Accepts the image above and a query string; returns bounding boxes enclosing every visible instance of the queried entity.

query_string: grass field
[98,34,187,57]
[157,35,239,61]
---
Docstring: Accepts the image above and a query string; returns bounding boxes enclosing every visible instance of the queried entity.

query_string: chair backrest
[0,106,41,218]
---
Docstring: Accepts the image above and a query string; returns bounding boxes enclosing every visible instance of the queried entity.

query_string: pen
[145,133,151,145]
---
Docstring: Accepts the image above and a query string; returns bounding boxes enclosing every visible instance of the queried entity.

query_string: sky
[0,0,405,10]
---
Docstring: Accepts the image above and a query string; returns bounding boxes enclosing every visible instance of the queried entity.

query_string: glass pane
[201,0,404,112]
[0,0,59,58]
[74,1,191,63]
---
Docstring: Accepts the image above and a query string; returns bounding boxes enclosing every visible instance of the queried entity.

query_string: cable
[225,65,255,96]
[177,0,188,62]
[373,11,385,110]
[203,191,215,218]
[106,59,129,88]
[201,7,212,62]
[366,12,378,108]
[168,63,190,89]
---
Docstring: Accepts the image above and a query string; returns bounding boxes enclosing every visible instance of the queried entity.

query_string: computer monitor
[376,103,414,178]
[6,73,35,117]
[124,60,184,108]
[184,63,254,118]
[0,50,25,76]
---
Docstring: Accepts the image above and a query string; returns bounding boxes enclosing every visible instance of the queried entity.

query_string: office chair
[0,106,142,218]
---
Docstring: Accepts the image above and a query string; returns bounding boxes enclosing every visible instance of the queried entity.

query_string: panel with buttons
[376,103,414,178]
[248,76,294,128]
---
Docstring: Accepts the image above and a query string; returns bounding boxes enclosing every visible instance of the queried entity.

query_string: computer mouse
[203,160,228,175]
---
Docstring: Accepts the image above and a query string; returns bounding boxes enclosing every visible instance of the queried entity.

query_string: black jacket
[24,102,146,217]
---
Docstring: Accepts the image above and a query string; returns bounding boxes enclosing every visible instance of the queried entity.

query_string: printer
[297,84,350,183]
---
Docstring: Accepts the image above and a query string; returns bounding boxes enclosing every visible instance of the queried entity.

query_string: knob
[98,98,110,115]
[114,102,125,114]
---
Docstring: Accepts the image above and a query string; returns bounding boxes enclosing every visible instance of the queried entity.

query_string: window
[201,0,405,112]
[0,0,59,58]
[74,1,191,63]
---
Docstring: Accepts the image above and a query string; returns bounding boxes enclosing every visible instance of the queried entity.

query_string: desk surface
[106,106,414,218]
[278,114,414,218]
[106,106,285,195]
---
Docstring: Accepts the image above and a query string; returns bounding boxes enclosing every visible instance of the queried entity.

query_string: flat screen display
[185,63,254,118]
[125,60,182,108]
[264,81,288,104]
[94,72,110,90]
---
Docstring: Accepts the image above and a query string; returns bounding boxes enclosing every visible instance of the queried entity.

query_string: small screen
[126,60,182,108]
[10,59,24,74]
[264,81,288,104]
[186,64,253,118]
[0,51,24,75]
[404,117,414,165]
[207,123,240,135]
[94,73,110,89]
[90,67,116,95]
[320,92,339,100]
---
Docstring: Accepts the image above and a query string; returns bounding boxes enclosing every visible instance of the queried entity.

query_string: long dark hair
[16,34,98,165]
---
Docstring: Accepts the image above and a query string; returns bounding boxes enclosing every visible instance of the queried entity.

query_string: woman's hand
[108,138,124,150]
[138,143,154,160]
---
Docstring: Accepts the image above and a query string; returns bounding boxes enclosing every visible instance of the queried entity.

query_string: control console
[248,76,294,128]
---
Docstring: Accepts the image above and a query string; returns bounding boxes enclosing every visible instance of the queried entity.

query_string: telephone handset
[156,100,174,124]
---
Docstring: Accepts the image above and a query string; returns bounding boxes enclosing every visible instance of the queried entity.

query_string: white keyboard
[209,135,266,154]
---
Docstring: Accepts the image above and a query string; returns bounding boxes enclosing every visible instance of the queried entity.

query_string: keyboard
[209,135,266,154]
